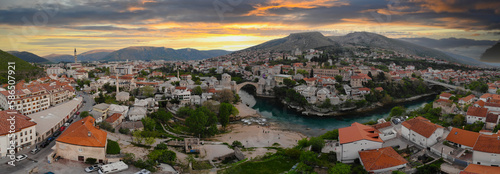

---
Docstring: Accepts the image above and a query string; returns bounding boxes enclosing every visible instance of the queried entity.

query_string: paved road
[2,91,96,174]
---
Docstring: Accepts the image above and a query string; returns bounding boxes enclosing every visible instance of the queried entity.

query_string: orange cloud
[246,0,349,16]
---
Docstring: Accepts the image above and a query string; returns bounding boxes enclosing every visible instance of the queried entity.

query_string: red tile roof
[105,113,122,123]
[486,113,499,123]
[339,122,383,144]
[0,110,36,136]
[467,106,488,118]
[440,92,453,98]
[446,128,479,148]
[474,100,485,107]
[372,122,391,130]
[402,116,443,138]
[473,134,500,154]
[358,147,408,171]
[463,164,500,174]
[460,95,476,102]
[56,116,107,147]
[436,99,452,104]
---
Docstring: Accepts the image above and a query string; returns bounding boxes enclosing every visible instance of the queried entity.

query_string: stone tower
[74,48,77,63]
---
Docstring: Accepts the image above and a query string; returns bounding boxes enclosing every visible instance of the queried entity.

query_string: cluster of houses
[332,114,500,173]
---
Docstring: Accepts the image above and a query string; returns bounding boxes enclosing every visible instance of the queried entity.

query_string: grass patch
[220,155,297,174]
[131,142,152,148]
[192,160,212,170]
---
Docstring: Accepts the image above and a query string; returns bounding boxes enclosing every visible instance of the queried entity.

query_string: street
[1,91,96,174]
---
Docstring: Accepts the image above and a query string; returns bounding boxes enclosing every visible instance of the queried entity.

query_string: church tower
[74,48,77,63]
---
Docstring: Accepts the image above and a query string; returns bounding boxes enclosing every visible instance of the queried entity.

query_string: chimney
[82,120,84,124]
[88,131,91,137]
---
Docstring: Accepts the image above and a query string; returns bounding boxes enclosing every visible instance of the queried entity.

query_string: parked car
[52,131,61,137]
[135,169,151,174]
[30,148,40,154]
[85,164,102,173]
[15,154,28,161]
[40,141,50,148]
[76,111,80,115]
[47,137,55,142]
[44,172,54,174]
[64,122,70,127]
[59,126,66,132]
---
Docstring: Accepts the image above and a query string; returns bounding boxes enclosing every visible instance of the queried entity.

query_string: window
[78,156,84,161]
[78,148,83,152]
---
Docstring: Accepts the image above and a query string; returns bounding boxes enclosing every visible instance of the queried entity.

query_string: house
[105,113,124,129]
[107,104,128,117]
[338,122,384,163]
[472,134,500,166]
[372,122,396,141]
[484,102,500,114]
[485,113,499,130]
[466,106,488,124]
[433,99,457,115]
[459,95,476,105]
[128,107,147,121]
[350,74,371,88]
[115,92,130,102]
[358,147,408,173]
[0,110,37,157]
[358,88,371,95]
[55,116,107,163]
[461,164,500,174]
[446,128,479,149]
[119,121,144,132]
[93,103,110,119]
[439,92,453,100]
[401,117,444,148]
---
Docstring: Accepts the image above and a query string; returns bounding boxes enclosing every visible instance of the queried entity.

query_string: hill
[244,32,340,51]
[328,32,465,64]
[480,42,500,63]
[7,51,50,63]
[0,50,45,84]
[103,47,231,61]
[44,49,114,63]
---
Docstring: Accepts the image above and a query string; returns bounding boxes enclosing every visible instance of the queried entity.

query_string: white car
[135,169,151,174]
[15,154,28,161]
[85,164,102,173]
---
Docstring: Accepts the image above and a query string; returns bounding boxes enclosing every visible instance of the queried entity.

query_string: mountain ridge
[102,46,231,61]
[7,51,50,63]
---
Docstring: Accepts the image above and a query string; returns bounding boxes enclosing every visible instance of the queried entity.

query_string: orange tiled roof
[474,100,485,107]
[372,122,391,130]
[467,106,488,118]
[358,147,408,171]
[473,134,500,154]
[56,116,107,147]
[436,99,452,103]
[358,87,370,91]
[440,92,453,98]
[402,116,443,138]
[463,164,500,174]
[460,95,476,102]
[446,128,479,148]
[105,113,122,123]
[0,110,36,136]
[339,122,383,144]
[486,113,499,123]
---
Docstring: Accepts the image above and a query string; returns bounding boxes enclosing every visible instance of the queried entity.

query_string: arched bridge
[423,79,483,96]
[234,82,263,95]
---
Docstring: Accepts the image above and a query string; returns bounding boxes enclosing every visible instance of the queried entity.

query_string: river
[238,89,435,136]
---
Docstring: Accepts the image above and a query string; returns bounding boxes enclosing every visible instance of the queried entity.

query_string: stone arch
[234,82,262,95]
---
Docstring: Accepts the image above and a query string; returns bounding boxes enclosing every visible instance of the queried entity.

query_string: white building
[127,107,147,121]
[472,134,500,166]
[401,117,444,148]
[338,122,384,163]
[0,110,37,157]
[466,106,488,124]
[46,67,66,76]
[107,104,129,118]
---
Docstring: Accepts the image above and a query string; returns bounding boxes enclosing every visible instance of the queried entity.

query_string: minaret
[74,48,77,63]
[177,65,180,80]
[116,73,119,93]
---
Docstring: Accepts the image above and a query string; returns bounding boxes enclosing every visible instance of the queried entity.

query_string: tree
[231,140,243,147]
[133,130,144,144]
[144,137,156,146]
[390,106,406,117]
[185,106,218,137]
[329,163,351,174]
[140,86,155,97]
[320,129,339,140]
[452,114,465,127]
[193,86,203,95]
[334,75,343,82]
[80,111,89,118]
[213,89,235,103]
[219,103,233,129]
[283,78,296,87]
[142,117,157,131]
[300,151,319,166]
[308,137,325,152]
[106,139,121,154]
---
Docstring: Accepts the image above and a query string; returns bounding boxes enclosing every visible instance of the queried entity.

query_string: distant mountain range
[40,47,231,62]
[102,46,231,61]
[44,49,114,62]
[243,31,494,67]
[480,42,500,63]
[7,51,50,63]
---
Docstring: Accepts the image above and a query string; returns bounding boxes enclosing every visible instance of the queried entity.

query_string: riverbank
[298,92,438,117]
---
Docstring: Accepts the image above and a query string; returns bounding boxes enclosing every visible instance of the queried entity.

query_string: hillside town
[1,46,500,174]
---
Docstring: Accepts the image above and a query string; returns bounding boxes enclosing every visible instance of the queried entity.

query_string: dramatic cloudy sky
[0,0,499,56]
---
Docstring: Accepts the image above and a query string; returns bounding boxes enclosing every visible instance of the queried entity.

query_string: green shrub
[119,127,130,135]
[85,157,97,164]
[106,139,121,154]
